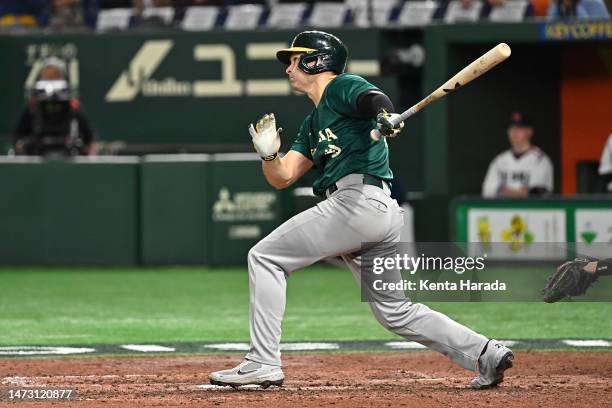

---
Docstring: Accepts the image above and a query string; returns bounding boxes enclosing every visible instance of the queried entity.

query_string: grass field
[1,266,611,346]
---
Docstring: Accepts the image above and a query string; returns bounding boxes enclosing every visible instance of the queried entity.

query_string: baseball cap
[508,111,532,128]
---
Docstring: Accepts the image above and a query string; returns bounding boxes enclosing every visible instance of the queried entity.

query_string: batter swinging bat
[389,43,511,127]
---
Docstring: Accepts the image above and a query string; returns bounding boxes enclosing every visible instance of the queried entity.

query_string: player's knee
[247,245,264,269]
[374,314,395,331]
[377,312,403,331]
[248,242,289,280]
[248,243,275,271]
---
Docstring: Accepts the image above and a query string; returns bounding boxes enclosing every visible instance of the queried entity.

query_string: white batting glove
[248,113,282,161]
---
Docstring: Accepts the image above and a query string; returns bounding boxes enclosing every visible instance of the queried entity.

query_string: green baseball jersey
[290,73,393,197]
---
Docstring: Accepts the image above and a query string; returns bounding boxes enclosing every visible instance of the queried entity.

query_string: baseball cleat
[470,340,514,389]
[208,360,284,389]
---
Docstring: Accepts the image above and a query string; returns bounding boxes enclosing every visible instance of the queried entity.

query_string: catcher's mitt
[542,256,599,303]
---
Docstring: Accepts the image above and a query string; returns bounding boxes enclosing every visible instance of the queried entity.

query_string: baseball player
[598,133,612,192]
[543,256,612,302]
[209,31,513,389]
[482,112,553,198]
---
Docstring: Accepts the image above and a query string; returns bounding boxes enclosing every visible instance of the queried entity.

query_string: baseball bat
[389,43,512,127]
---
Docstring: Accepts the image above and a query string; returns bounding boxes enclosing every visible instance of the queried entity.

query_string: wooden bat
[389,42,511,127]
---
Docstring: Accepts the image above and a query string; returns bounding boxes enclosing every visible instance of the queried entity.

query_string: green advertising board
[0,154,290,266]
[140,155,211,265]
[0,157,139,265]
[452,197,612,260]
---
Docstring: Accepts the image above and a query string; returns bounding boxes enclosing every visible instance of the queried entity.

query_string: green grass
[0,266,610,346]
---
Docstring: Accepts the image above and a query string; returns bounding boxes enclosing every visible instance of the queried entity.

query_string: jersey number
[318,128,342,158]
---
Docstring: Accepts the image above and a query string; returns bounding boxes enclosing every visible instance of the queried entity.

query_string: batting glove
[375,109,404,138]
[248,113,282,161]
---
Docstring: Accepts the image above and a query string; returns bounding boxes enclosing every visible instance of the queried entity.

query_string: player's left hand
[249,113,282,161]
[375,109,404,139]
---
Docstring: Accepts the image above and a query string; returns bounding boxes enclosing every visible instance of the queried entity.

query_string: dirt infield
[1,351,611,407]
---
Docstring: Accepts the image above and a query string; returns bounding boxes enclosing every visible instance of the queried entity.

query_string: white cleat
[209,360,284,389]
[470,339,514,389]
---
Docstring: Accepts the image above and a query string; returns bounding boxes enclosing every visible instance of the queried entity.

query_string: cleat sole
[209,378,284,389]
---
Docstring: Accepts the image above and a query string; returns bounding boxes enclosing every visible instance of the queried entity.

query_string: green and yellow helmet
[276,31,348,75]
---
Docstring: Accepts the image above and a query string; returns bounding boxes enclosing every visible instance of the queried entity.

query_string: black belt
[326,174,389,196]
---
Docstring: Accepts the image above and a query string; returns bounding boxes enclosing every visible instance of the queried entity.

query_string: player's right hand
[249,113,282,161]
[375,109,404,138]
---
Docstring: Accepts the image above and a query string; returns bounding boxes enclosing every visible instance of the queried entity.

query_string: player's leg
[210,204,345,388]
[342,249,513,388]
[342,252,487,369]
[209,202,343,387]
[244,188,401,367]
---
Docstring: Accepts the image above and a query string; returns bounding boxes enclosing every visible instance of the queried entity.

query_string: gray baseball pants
[245,174,488,371]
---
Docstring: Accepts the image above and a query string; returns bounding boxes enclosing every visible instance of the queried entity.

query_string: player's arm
[356,90,404,138]
[594,258,612,276]
[248,113,313,189]
[598,135,612,175]
[528,155,553,195]
[262,151,313,189]
[482,157,502,198]
[598,135,612,191]
[498,186,529,197]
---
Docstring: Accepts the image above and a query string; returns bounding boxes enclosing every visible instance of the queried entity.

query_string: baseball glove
[542,256,599,303]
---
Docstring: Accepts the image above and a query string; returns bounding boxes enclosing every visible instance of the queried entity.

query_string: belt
[325,174,391,197]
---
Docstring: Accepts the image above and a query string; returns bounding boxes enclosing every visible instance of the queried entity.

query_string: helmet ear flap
[298,53,320,74]
[298,51,336,75]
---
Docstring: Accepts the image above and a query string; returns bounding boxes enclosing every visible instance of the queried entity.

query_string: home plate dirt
[1,351,611,407]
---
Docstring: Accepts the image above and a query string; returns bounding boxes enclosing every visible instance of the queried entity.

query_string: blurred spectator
[482,112,553,198]
[458,0,504,9]
[49,0,98,28]
[548,0,610,19]
[457,0,534,17]
[0,0,49,28]
[133,0,172,11]
[100,0,134,8]
[14,57,96,157]
[174,0,212,6]
[598,133,612,192]
[275,0,343,3]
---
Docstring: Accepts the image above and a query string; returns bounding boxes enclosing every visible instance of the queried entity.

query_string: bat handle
[389,106,418,127]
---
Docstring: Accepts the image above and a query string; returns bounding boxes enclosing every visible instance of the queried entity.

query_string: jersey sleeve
[482,155,502,197]
[329,74,380,117]
[599,135,612,175]
[289,116,313,161]
[529,154,554,192]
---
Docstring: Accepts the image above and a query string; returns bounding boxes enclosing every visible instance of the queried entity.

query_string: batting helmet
[276,31,348,75]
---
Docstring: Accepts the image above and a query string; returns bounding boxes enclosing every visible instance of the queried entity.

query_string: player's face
[508,125,533,149]
[40,66,63,80]
[286,53,314,93]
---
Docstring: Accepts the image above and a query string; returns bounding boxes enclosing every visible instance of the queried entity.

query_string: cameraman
[14,57,96,157]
